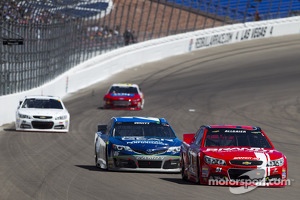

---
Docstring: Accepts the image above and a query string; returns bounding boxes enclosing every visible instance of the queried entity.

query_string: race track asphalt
[0,34,299,200]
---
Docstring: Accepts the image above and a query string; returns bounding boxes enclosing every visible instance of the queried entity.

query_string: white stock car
[15,95,70,132]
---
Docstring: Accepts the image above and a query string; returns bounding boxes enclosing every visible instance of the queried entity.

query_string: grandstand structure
[4,0,299,22]
[166,0,300,22]
[1,0,300,96]
[18,0,113,19]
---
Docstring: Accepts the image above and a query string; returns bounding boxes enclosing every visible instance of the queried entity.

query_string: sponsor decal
[195,32,233,48]
[146,149,155,153]
[251,131,261,134]
[224,130,246,133]
[239,26,268,41]
[202,167,209,177]
[242,161,252,165]
[121,136,141,140]
[127,140,166,145]
[282,169,287,179]
[272,168,278,174]
[134,122,150,124]
[215,167,222,172]
[206,147,274,153]
[111,93,134,97]
[233,157,260,160]
[135,156,165,160]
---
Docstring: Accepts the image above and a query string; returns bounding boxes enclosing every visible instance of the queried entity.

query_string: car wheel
[95,154,99,167]
[196,158,204,185]
[95,153,99,167]
[95,144,100,168]
[181,156,188,180]
[140,99,144,110]
[105,145,109,170]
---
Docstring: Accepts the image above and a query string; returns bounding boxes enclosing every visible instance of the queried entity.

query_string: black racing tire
[196,158,201,185]
[181,156,188,180]
[105,145,109,171]
[95,145,99,167]
[95,154,99,167]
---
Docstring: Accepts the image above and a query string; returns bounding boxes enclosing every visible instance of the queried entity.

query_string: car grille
[113,100,131,107]
[114,158,136,168]
[163,159,180,169]
[228,168,265,180]
[132,148,167,155]
[32,121,54,129]
[138,161,162,168]
[33,116,52,119]
[229,160,263,166]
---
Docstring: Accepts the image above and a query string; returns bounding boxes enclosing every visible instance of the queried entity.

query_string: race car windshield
[205,128,272,148]
[109,86,138,94]
[113,123,176,138]
[21,98,63,109]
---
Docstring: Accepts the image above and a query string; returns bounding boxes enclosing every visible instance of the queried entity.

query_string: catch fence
[1,0,299,96]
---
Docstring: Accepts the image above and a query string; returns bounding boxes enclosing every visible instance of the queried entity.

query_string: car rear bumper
[104,99,143,110]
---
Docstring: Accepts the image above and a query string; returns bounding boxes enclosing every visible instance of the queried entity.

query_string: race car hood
[203,147,284,161]
[113,137,182,154]
[18,108,68,116]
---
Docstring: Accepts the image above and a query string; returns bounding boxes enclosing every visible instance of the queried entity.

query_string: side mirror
[97,124,107,134]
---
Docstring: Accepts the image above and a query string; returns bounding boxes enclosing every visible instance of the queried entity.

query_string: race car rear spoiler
[183,133,195,145]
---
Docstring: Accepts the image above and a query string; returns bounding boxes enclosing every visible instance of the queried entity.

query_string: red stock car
[180,125,288,187]
[103,83,144,110]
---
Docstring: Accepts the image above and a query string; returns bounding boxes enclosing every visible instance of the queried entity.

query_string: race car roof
[23,95,61,100]
[113,116,166,123]
[207,125,260,130]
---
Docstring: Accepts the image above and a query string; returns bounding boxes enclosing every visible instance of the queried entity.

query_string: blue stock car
[94,116,182,172]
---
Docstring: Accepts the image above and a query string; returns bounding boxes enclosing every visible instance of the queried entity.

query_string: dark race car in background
[94,116,182,172]
[180,125,288,187]
[103,83,144,110]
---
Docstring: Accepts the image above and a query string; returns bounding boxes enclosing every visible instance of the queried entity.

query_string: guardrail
[0,16,299,126]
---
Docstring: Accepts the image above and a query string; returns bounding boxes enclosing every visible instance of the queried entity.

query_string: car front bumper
[201,164,288,186]
[108,155,181,173]
[15,118,69,132]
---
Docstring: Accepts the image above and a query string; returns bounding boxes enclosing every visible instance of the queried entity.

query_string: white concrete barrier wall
[1,16,300,126]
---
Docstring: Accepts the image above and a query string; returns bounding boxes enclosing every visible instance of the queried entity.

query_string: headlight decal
[55,115,68,120]
[18,113,31,119]
[112,144,132,152]
[204,155,226,165]
[267,157,284,167]
[167,146,181,154]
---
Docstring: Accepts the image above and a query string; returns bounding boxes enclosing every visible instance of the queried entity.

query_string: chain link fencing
[1,0,299,96]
